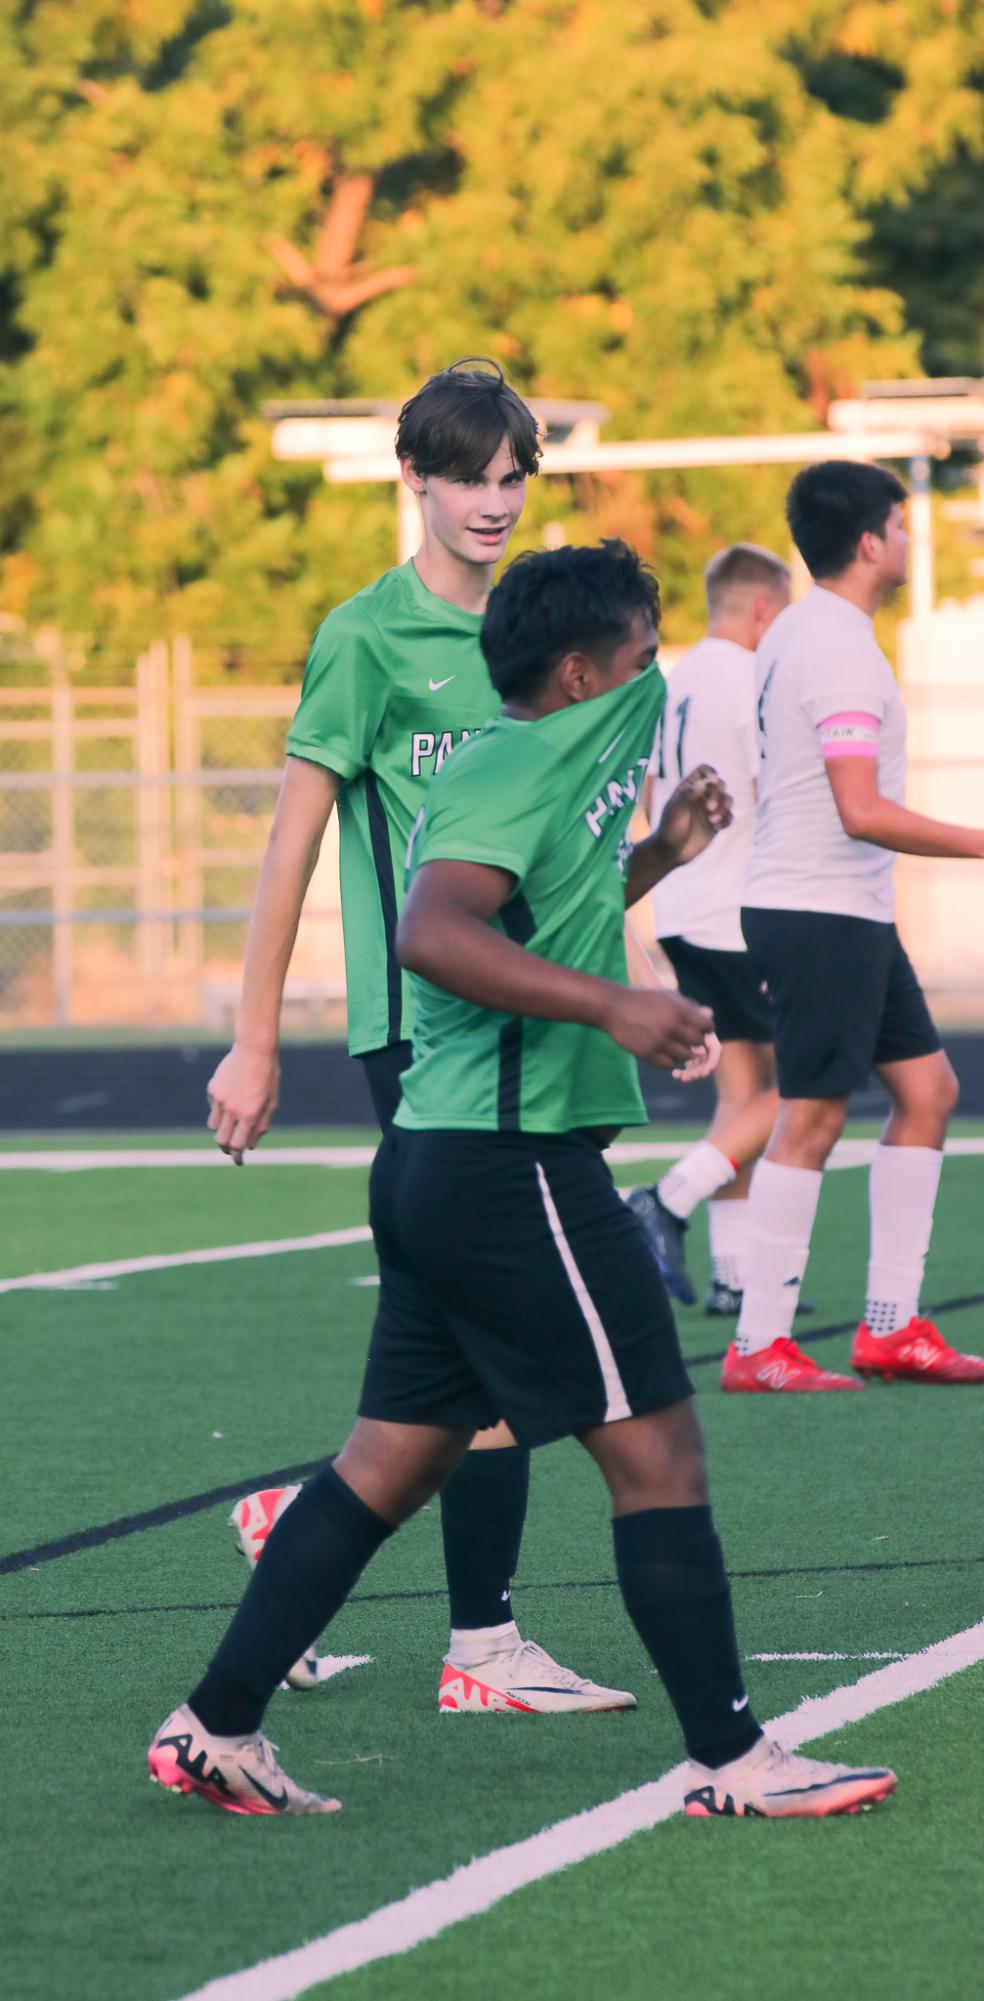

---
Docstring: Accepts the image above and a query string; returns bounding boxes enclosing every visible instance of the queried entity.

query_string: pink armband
[817,711,880,759]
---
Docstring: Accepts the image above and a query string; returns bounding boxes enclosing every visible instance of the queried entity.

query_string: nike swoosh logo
[732,1694,749,1711]
[598,727,627,763]
[241,1769,289,1810]
[428,676,455,691]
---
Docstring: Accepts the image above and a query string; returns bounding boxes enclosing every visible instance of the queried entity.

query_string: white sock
[865,1144,943,1335]
[709,1199,747,1291]
[658,1141,737,1221]
[447,1619,520,1666]
[735,1160,823,1355]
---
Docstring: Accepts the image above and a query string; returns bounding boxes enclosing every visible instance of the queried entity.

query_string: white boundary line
[0,1227,372,1295]
[11,1134,984,1173]
[0,1147,380,1171]
[173,1617,984,2001]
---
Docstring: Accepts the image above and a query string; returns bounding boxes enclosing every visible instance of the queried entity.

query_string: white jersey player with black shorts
[628,545,791,1317]
[725,459,984,1393]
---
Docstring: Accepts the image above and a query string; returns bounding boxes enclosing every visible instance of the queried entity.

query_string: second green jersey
[395,664,666,1135]
[286,561,500,1055]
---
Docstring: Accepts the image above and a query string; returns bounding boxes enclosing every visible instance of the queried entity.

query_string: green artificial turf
[2,1137,983,2001]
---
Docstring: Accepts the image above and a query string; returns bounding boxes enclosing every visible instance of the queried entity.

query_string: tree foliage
[0,0,981,662]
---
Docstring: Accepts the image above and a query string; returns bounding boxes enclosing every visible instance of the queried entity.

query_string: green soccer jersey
[286,561,500,1055]
[395,663,666,1135]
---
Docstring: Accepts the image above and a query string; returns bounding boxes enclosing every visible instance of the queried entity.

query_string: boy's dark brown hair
[395,358,541,481]
[786,461,908,579]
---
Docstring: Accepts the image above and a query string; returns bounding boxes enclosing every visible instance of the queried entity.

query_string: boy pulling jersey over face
[397,664,666,1135]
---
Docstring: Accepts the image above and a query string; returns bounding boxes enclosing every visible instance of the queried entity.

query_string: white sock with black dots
[864,1144,943,1336]
[708,1198,747,1292]
[735,1161,823,1356]
[657,1141,737,1221]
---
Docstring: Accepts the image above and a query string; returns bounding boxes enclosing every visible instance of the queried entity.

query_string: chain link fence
[0,639,345,1031]
[4,619,984,1033]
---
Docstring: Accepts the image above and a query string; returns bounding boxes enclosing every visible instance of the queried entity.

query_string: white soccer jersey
[648,636,759,951]
[743,585,907,921]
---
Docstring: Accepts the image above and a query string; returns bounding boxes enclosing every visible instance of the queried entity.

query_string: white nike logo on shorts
[732,1694,749,1711]
[429,676,455,691]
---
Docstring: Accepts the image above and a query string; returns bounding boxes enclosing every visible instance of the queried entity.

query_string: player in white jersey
[628,545,792,1314]
[724,459,984,1392]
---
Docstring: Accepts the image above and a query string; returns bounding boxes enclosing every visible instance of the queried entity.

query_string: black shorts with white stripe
[359,1126,692,1449]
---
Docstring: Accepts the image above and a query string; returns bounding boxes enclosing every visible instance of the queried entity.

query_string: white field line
[0,1227,372,1296]
[173,1616,984,2001]
[0,1147,379,1171]
[748,1651,902,1662]
[10,1134,984,1173]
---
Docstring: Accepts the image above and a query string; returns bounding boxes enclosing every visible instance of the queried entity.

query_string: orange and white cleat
[148,1704,339,1817]
[684,1736,896,1818]
[721,1337,862,1393]
[438,1639,637,1714]
[229,1486,320,1690]
[852,1317,984,1384]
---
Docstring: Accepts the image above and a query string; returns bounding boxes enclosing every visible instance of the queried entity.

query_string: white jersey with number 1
[648,636,758,952]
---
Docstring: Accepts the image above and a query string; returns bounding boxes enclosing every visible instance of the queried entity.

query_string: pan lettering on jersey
[583,755,648,840]
[410,727,478,778]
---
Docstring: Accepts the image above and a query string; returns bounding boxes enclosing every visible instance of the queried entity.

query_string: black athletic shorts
[360,1040,413,1133]
[359,1126,693,1449]
[740,908,941,1099]
[659,935,773,1044]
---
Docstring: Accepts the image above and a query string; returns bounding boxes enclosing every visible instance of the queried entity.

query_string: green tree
[0,0,977,660]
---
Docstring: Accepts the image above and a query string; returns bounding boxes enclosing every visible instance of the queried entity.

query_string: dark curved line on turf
[0,1460,322,1576]
[3,1290,983,1579]
[5,1550,984,1620]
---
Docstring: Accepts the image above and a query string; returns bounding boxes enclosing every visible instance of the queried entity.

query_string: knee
[769,1096,846,1169]
[939,1060,960,1121]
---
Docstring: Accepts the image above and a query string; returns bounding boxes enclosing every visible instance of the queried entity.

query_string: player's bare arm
[625,764,733,905]
[398,858,714,1069]
[824,757,984,859]
[207,755,340,1163]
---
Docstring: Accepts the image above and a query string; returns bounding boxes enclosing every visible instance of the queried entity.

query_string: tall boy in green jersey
[151,543,895,1818]
[207,360,632,1714]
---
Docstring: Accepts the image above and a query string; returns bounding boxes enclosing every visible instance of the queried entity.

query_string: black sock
[440,1445,531,1630]
[613,1505,761,1769]
[189,1463,392,1737]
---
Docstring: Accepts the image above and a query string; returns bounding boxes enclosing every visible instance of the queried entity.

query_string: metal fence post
[172,634,203,1016]
[51,656,74,1026]
[136,642,170,1015]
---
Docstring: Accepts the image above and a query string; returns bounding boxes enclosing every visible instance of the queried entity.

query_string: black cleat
[704,1282,815,1319]
[704,1280,743,1318]
[627,1187,696,1306]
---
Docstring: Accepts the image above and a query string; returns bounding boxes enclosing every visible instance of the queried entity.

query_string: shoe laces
[511,1640,585,1690]
[770,1337,811,1364]
[247,1732,286,1779]
[909,1317,947,1349]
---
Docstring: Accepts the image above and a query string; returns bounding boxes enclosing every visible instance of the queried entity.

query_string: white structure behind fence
[2,614,983,1030]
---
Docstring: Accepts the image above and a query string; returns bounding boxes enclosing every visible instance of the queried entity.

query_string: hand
[656,765,733,868]
[206,1042,281,1165]
[672,1030,721,1083]
[600,986,716,1069]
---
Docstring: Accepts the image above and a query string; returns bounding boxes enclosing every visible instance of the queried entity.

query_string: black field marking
[5,1549,984,1623]
[0,1459,322,1576]
[687,1290,984,1370]
[3,1291,983,1581]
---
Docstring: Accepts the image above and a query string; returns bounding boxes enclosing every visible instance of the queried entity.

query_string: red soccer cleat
[721,1337,863,1393]
[852,1317,984,1384]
